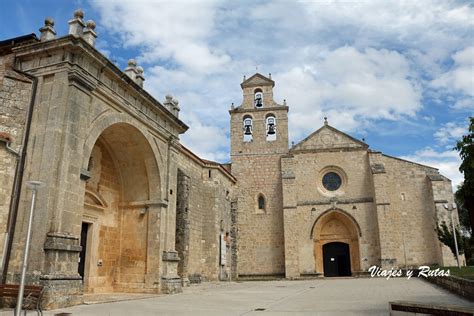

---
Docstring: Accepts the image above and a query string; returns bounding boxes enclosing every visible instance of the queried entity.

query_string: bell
[244,125,252,135]
[267,124,275,135]
[255,98,262,107]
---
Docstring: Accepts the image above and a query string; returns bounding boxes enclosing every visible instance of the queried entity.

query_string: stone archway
[80,122,161,293]
[312,209,360,276]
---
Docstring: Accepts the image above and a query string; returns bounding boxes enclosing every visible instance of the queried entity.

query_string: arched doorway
[312,210,360,277]
[80,123,160,293]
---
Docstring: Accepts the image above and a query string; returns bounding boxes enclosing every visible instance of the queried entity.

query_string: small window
[258,195,265,210]
[254,89,263,108]
[243,116,253,142]
[266,115,276,141]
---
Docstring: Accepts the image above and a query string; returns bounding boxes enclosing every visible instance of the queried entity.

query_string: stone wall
[369,152,459,267]
[0,52,33,272]
[423,275,474,301]
[175,147,235,282]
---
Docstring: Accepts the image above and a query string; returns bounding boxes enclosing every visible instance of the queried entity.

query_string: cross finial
[324,117,328,125]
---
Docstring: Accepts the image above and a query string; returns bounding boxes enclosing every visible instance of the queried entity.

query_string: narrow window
[258,195,265,210]
[266,115,276,141]
[243,116,253,142]
[254,89,263,108]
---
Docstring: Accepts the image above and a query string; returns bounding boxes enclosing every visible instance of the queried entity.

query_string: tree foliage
[437,221,464,257]
[454,117,474,235]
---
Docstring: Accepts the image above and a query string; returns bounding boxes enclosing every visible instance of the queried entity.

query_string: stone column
[159,138,182,294]
[7,69,96,308]
[144,202,164,291]
[175,169,190,286]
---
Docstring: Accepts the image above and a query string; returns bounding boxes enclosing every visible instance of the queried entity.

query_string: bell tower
[229,73,288,277]
[230,73,289,156]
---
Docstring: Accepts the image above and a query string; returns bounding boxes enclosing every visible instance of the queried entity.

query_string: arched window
[258,194,265,210]
[243,116,253,142]
[266,115,276,141]
[254,89,263,108]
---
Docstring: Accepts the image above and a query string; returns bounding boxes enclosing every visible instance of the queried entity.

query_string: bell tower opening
[229,73,289,156]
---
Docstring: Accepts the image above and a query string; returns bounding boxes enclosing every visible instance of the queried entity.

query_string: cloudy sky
[1,0,472,188]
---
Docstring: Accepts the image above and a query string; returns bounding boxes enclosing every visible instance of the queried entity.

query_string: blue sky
[1,0,472,187]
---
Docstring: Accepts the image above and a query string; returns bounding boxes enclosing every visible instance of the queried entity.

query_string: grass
[445,266,474,280]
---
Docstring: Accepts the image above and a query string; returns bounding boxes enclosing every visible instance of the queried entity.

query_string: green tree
[454,117,474,236]
[437,221,463,257]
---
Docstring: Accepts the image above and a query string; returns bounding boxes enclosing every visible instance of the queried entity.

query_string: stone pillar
[160,250,181,294]
[6,70,96,308]
[230,200,238,280]
[175,169,190,286]
[159,138,182,294]
[143,202,164,291]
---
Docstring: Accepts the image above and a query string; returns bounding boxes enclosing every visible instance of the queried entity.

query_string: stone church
[0,10,460,309]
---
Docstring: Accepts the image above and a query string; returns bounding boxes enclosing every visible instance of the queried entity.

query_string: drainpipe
[1,66,38,284]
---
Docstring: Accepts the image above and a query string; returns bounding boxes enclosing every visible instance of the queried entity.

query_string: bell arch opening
[80,122,161,293]
[312,209,360,276]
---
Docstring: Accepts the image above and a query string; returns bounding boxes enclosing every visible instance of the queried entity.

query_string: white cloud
[276,47,421,141]
[88,0,473,162]
[401,147,462,188]
[431,46,474,109]
[179,113,229,162]
[90,0,230,74]
[434,121,468,145]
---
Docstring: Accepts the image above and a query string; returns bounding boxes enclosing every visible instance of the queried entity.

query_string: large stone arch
[79,116,165,293]
[82,113,165,199]
[312,209,361,275]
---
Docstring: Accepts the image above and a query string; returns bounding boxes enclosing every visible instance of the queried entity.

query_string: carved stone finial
[243,75,246,82]
[83,19,97,46]
[165,94,173,101]
[69,9,85,37]
[324,117,328,125]
[269,73,272,79]
[124,59,138,80]
[40,17,56,41]
[135,66,145,87]
[45,17,54,27]
[86,20,96,30]
[283,99,287,106]
[74,9,84,19]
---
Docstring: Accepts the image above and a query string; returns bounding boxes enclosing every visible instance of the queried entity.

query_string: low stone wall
[389,301,474,316]
[422,274,474,301]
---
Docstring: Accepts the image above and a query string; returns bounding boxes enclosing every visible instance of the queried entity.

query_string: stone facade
[229,73,462,280]
[0,11,462,310]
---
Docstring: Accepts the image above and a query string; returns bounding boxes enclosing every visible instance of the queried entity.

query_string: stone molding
[297,197,373,206]
[44,232,81,252]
